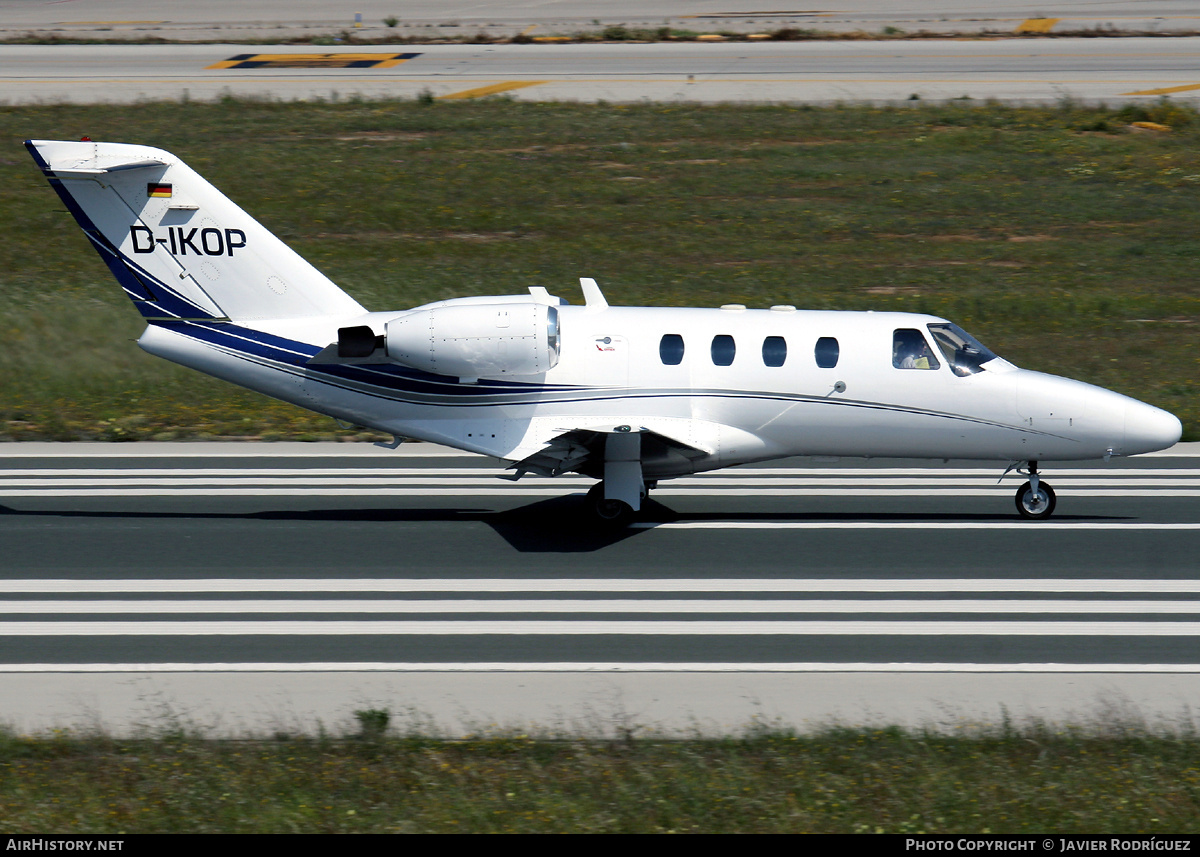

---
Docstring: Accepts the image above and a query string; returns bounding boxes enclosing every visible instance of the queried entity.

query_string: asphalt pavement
[4,38,1199,105]
[1,441,1197,736]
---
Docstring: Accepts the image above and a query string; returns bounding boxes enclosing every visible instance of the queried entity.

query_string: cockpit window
[892,328,940,370]
[927,323,999,377]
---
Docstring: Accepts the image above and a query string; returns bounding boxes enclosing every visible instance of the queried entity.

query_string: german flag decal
[148,182,172,198]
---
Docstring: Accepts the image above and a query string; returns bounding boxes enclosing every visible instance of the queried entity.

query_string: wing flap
[503,422,713,481]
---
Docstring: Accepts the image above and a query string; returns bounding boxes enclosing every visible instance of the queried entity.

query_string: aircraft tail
[25,140,365,322]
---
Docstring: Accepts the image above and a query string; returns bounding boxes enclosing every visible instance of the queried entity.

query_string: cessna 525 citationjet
[27,140,1183,526]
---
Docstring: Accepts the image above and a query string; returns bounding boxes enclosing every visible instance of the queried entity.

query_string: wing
[501,422,714,481]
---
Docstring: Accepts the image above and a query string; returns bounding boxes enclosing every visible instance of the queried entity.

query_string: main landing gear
[586,481,652,528]
[583,428,649,528]
[1010,461,1057,520]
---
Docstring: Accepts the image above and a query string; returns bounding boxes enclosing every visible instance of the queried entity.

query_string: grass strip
[7,27,1200,46]
[2,724,1199,832]
[2,97,1198,441]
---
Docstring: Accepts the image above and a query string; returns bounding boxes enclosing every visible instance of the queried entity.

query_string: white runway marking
[4,578,1199,593]
[2,663,1198,674]
[3,464,1198,499]
[635,522,1200,530]
[5,476,1199,488]
[7,599,1200,614]
[8,488,1200,498]
[6,620,1200,636]
[8,476,1200,487]
[6,579,1199,641]
[3,466,1194,476]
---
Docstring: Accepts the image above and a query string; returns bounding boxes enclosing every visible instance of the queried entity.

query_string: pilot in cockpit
[893,329,937,370]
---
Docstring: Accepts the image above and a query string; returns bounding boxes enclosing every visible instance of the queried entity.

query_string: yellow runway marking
[438,80,549,100]
[1015,18,1060,33]
[1123,83,1200,96]
[206,53,421,70]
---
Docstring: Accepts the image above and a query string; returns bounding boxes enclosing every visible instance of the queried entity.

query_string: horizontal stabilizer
[47,159,168,177]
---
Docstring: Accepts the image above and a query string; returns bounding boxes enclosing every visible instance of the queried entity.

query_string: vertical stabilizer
[26,140,365,322]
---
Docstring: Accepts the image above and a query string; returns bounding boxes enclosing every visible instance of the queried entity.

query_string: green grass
[2,725,1200,832]
[2,98,1198,440]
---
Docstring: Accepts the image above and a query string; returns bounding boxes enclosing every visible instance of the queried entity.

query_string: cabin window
[814,337,839,369]
[711,335,736,366]
[659,333,685,365]
[762,336,787,367]
[927,323,998,377]
[892,328,941,370]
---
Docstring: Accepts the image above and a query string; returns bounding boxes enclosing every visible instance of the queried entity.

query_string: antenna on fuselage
[580,277,608,310]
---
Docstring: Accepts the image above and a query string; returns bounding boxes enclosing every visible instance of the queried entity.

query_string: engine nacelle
[384,302,560,379]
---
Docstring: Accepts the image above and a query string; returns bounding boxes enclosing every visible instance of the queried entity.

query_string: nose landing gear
[1007,461,1057,520]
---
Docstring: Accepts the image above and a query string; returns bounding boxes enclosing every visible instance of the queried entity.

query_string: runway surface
[4,38,1200,105]
[1,441,1198,735]
[3,1,1195,40]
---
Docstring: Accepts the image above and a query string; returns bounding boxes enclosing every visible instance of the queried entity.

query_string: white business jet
[27,140,1182,526]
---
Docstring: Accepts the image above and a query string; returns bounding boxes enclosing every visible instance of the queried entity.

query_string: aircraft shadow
[0,495,660,552]
[0,497,1138,554]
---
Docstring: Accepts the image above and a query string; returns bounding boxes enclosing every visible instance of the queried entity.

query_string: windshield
[927,323,1000,377]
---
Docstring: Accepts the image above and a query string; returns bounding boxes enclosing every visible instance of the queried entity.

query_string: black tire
[1015,480,1056,520]
[587,482,635,528]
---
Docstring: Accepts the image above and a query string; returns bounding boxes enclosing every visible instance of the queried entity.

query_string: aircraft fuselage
[138,304,1180,479]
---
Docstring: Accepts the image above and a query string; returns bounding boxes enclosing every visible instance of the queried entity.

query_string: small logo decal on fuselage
[129,225,246,256]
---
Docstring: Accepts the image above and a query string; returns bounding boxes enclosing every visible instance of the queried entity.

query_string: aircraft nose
[1124,399,1182,455]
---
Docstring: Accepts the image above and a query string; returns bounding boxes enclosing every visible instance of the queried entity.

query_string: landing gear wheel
[1015,480,1056,520]
[587,482,635,528]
